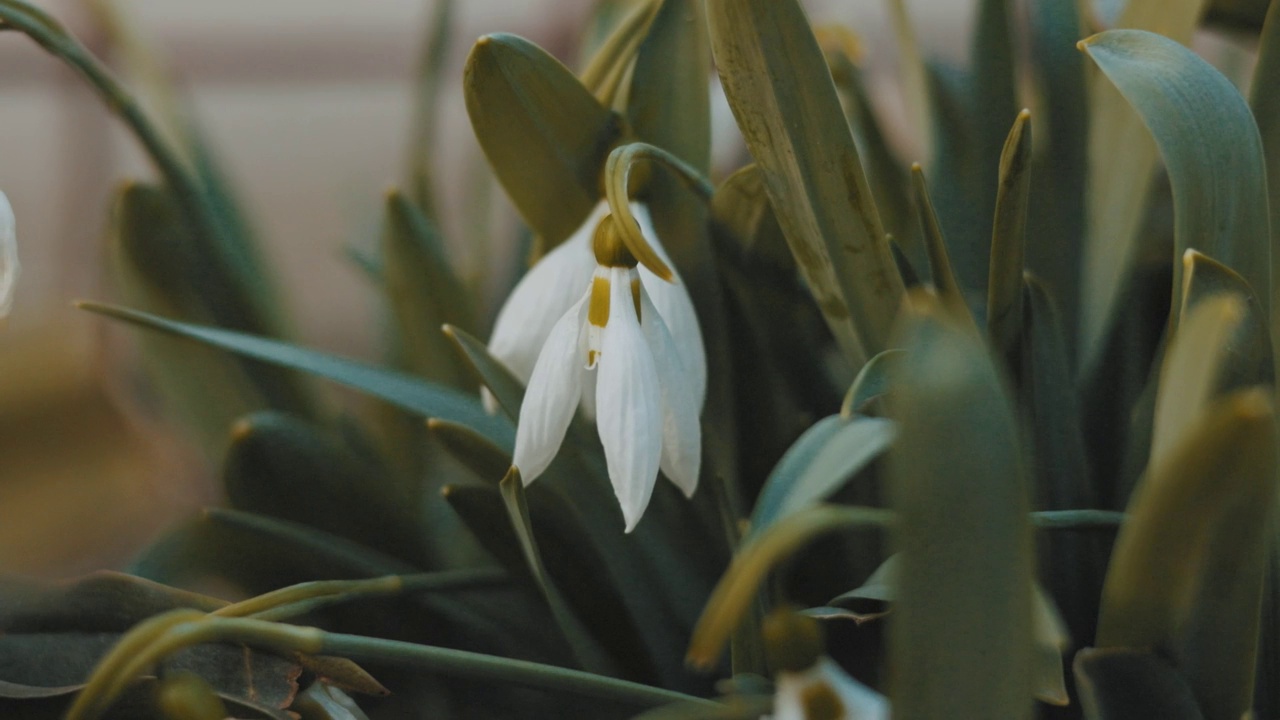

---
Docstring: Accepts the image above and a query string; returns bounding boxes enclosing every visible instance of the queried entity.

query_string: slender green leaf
[706,0,903,363]
[427,418,511,483]
[987,110,1033,359]
[464,33,623,247]
[406,0,454,217]
[910,165,967,314]
[888,295,1034,720]
[628,0,710,174]
[78,302,513,448]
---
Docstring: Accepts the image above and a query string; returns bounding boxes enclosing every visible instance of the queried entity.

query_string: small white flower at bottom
[768,658,889,720]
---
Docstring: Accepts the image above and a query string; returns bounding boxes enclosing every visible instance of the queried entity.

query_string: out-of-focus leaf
[1074,647,1206,720]
[710,165,790,272]
[706,0,904,363]
[1026,0,1088,350]
[0,677,292,720]
[464,33,623,248]
[381,189,475,388]
[885,0,931,159]
[109,183,267,457]
[0,572,223,633]
[1206,0,1272,29]
[406,0,453,217]
[1079,0,1210,360]
[987,110,1032,359]
[1097,389,1276,720]
[1252,1,1280,318]
[888,295,1034,720]
[223,411,428,567]
[78,302,514,449]
[1083,29,1271,334]
[1181,251,1275,400]
[131,507,419,590]
[1149,295,1244,465]
[748,416,895,538]
[156,672,227,720]
[685,505,893,670]
[841,349,906,417]
[946,0,1019,297]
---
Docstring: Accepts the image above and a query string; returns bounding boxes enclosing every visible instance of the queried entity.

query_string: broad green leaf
[888,295,1034,720]
[748,415,896,537]
[79,302,514,449]
[987,110,1032,359]
[1149,295,1245,465]
[685,505,893,670]
[222,411,429,567]
[1025,0,1088,350]
[706,0,904,363]
[1079,0,1210,360]
[464,33,623,247]
[381,189,474,387]
[1074,647,1206,720]
[1097,389,1276,720]
[580,0,660,106]
[1252,1,1280,333]
[841,348,906,416]
[1083,29,1272,336]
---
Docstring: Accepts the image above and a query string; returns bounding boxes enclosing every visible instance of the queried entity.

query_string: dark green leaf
[1074,647,1205,720]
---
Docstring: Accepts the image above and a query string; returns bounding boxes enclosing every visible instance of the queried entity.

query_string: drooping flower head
[509,212,704,532]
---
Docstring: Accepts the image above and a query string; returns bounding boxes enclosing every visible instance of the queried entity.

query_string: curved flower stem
[68,615,710,720]
[604,141,716,281]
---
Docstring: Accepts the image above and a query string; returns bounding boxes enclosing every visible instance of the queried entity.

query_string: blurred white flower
[769,658,889,720]
[487,200,705,417]
[510,213,703,532]
[0,192,18,318]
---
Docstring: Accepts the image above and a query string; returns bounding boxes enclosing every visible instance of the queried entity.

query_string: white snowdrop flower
[511,213,703,532]
[769,658,890,720]
[487,200,705,417]
[0,192,18,318]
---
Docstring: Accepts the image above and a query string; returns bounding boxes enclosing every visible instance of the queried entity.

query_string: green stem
[319,631,714,710]
[1032,509,1125,530]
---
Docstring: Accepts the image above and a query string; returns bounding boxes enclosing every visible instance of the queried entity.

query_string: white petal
[596,268,663,532]
[632,203,707,411]
[773,659,889,720]
[512,294,589,484]
[638,283,702,497]
[0,192,17,318]
[487,203,603,404]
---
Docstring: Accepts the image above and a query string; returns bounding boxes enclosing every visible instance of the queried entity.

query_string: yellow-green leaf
[464,33,623,247]
[987,110,1033,359]
[706,0,903,363]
